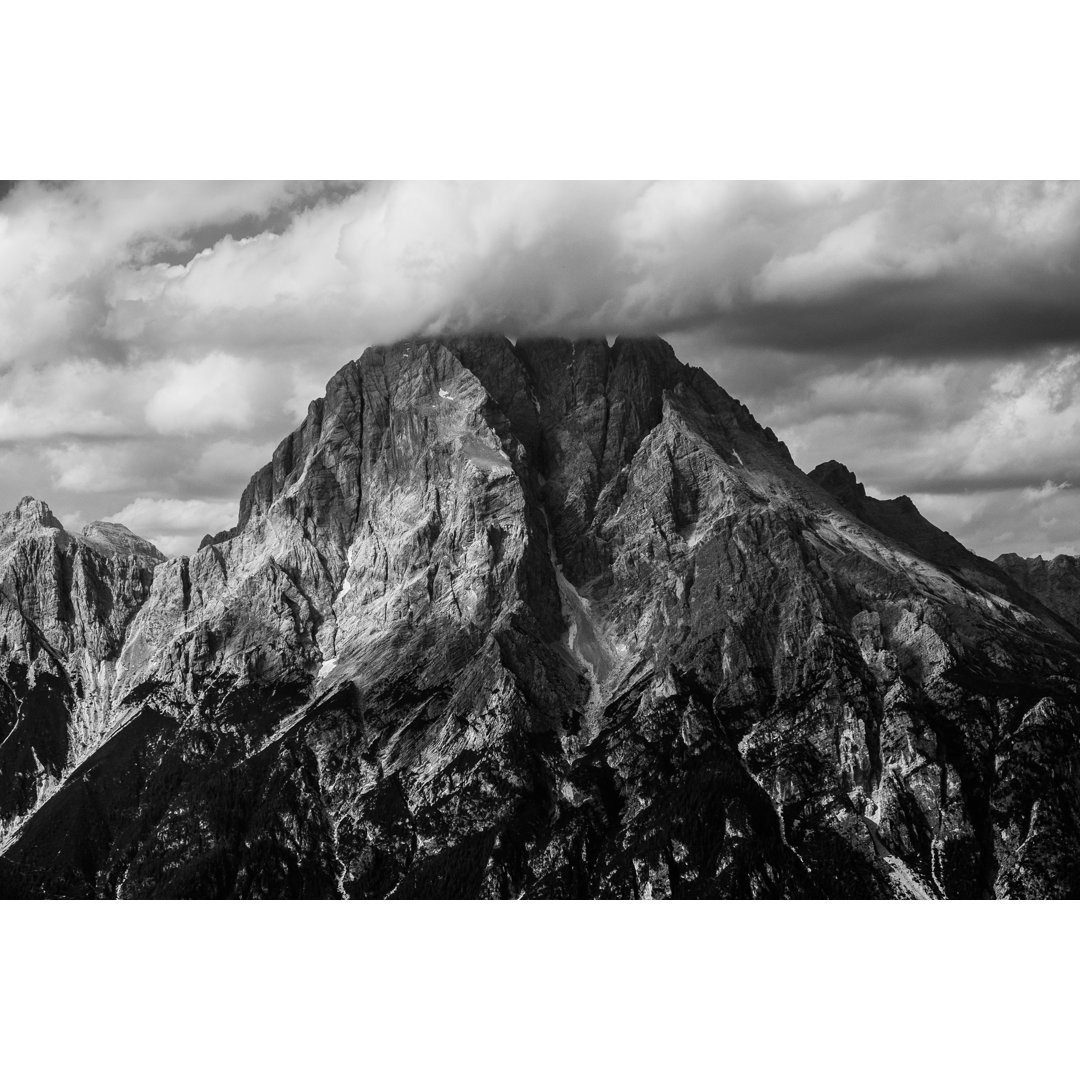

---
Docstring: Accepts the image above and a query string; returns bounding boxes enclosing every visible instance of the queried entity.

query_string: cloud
[0,181,336,366]
[145,353,262,435]
[1022,480,1072,504]
[43,441,160,494]
[4,180,1080,559]
[0,359,146,442]
[188,437,285,496]
[186,182,1080,364]
[4,180,1080,374]
[916,485,1080,561]
[108,497,237,557]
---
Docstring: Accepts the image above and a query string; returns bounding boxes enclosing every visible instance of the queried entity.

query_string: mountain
[810,460,1080,637]
[996,552,1080,629]
[4,336,1080,899]
[0,499,164,834]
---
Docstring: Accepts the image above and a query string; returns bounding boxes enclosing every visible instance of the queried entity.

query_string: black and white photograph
[5,3,1079,1075]
[9,176,1080,902]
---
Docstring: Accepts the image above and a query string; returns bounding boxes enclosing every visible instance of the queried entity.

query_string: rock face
[810,460,1079,637]
[996,552,1080,630]
[0,499,164,836]
[4,337,1080,899]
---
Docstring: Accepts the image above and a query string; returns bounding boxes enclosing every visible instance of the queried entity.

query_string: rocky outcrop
[0,500,164,833]
[809,460,1079,638]
[4,338,1080,899]
[996,552,1080,629]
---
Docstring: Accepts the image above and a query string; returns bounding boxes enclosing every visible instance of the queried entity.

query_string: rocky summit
[4,336,1080,899]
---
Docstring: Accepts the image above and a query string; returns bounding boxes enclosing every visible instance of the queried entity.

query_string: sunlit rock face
[0,499,164,832]
[4,337,1080,899]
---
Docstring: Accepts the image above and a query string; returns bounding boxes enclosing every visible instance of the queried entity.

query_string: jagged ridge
[0,499,164,832]
[996,551,1080,629]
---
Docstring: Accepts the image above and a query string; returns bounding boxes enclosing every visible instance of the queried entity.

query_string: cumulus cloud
[0,359,147,442]
[754,351,1080,492]
[11,179,1079,373]
[0,181,335,366]
[43,442,153,495]
[4,179,1080,558]
[145,353,264,435]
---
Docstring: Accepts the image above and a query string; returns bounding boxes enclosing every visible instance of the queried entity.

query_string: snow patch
[279,453,314,501]
[318,657,338,679]
[438,388,455,401]
[333,536,363,604]
[547,528,615,685]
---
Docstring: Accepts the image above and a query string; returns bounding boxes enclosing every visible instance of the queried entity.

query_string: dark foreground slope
[4,337,1080,899]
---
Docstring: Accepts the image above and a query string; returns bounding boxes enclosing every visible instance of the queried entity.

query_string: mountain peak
[1,495,65,536]
[80,521,166,563]
[808,460,866,501]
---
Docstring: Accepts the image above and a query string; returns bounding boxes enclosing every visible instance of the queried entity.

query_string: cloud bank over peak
[4,179,1080,557]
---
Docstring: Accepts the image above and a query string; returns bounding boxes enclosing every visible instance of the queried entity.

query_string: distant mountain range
[3,336,1080,898]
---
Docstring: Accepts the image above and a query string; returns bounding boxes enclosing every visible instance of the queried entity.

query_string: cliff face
[0,499,164,832]
[4,337,1080,899]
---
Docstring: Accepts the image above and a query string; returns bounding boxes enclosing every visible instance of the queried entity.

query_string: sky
[2,179,1080,558]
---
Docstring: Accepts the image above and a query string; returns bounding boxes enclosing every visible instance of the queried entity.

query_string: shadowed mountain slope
[996,552,1080,629]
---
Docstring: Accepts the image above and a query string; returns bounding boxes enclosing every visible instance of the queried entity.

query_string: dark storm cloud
[719,273,1080,359]
[650,181,1080,366]
[728,180,1080,362]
